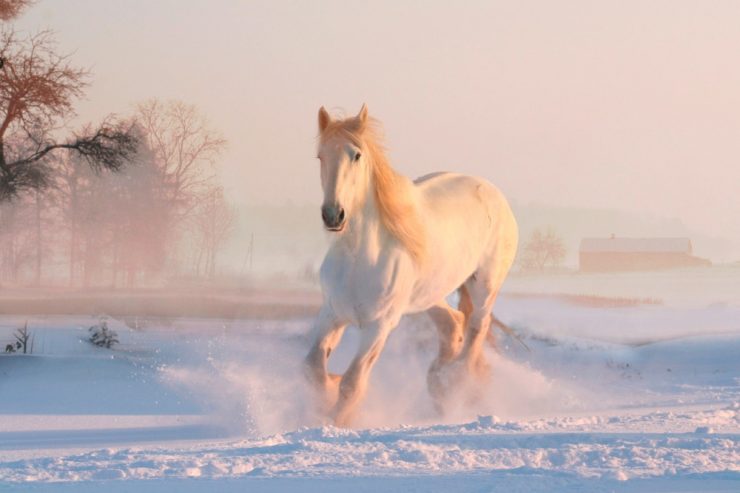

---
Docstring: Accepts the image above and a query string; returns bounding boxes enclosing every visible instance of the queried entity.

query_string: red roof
[580,237,692,254]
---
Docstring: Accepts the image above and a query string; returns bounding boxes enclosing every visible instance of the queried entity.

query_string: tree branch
[0,120,139,201]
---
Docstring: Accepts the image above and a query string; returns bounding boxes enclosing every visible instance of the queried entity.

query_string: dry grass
[0,287,322,319]
[505,292,663,308]
[0,288,662,320]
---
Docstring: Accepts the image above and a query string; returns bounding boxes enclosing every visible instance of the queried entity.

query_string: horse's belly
[407,225,489,311]
[407,258,478,313]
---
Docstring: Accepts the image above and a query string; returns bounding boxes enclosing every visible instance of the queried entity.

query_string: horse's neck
[335,144,421,264]
[336,177,388,263]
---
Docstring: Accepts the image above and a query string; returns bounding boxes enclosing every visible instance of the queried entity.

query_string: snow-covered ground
[1,269,739,491]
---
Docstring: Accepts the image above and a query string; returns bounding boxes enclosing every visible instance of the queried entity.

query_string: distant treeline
[0,101,235,288]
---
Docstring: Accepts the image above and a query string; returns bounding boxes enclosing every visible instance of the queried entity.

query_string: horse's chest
[320,251,410,324]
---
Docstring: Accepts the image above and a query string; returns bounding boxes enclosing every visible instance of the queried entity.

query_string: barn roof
[580,237,692,254]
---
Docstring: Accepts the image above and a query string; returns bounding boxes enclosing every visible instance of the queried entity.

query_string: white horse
[304,105,518,426]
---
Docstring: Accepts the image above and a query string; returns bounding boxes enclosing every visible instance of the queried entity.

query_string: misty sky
[13,0,740,245]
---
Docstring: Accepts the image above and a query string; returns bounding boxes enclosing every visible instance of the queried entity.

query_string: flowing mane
[320,118,426,264]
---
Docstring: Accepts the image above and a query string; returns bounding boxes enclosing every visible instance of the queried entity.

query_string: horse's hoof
[472,355,492,381]
[306,372,343,417]
[427,359,465,406]
[428,353,492,411]
[319,373,341,411]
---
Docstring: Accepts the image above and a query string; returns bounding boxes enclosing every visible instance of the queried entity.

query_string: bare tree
[53,152,84,285]
[0,193,36,282]
[135,100,226,223]
[192,186,236,279]
[0,0,33,21]
[51,135,167,288]
[0,28,137,200]
[13,320,32,353]
[108,135,169,287]
[31,186,50,285]
[519,227,566,272]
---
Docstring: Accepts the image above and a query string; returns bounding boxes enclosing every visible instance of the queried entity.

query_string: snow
[1,271,739,491]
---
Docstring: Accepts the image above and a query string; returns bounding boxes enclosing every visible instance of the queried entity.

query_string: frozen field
[0,269,738,492]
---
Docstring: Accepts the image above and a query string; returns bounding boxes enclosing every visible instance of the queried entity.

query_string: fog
[10,0,740,272]
[3,6,740,485]
[4,1,740,287]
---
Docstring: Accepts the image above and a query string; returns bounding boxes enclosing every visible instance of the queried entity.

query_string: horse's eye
[354,152,362,162]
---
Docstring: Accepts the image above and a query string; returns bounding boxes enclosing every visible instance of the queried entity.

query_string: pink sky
[13,0,740,250]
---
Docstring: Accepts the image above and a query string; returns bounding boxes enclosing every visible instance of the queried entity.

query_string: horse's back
[415,171,498,195]
[408,171,518,310]
[414,171,451,185]
[414,172,512,223]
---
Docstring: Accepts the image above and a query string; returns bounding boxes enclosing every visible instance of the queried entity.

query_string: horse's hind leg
[425,301,466,409]
[458,283,494,375]
[460,262,513,379]
[458,284,473,334]
[461,281,496,379]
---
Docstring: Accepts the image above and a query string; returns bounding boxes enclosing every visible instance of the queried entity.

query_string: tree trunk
[34,189,42,286]
[209,241,216,279]
[68,182,78,287]
[194,240,204,277]
[111,226,119,288]
[127,265,135,288]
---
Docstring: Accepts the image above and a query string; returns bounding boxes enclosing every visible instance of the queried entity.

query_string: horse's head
[316,104,371,233]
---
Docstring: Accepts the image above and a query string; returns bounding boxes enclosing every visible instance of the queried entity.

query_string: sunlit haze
[14,0,740,263]
[3,2,740,487]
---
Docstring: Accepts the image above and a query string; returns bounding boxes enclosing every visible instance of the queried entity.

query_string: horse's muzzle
[322,204,345,231]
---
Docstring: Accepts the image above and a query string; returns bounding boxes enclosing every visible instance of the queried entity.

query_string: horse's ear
[318,106,331,133]
[357,103,369,128]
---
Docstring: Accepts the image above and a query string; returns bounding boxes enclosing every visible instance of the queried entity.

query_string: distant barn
[579,237,711,272]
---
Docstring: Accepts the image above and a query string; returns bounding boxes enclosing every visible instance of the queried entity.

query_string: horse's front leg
[304,305,347,413]
[332,319,393,427]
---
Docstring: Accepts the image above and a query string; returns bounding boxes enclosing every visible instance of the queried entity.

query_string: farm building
[579,236,711,272]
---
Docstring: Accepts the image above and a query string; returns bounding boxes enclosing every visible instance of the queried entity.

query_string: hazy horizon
[12,0,740,257]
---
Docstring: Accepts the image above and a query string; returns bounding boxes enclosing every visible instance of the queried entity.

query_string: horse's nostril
[321,204,344,228]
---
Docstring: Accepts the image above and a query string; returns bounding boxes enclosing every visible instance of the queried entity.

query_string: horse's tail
[457,285,529,352]
[487,314,530,352]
